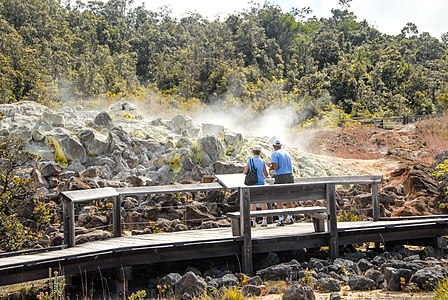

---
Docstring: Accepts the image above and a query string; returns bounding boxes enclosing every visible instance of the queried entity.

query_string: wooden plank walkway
[2,217,448,286]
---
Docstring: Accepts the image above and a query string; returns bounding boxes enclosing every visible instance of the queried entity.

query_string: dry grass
[418,115,448,164]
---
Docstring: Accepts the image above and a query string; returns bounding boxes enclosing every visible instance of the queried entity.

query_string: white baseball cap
[272,139,282,146]
[252,145,262,151]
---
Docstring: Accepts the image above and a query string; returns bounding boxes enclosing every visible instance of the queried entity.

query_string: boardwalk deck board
[3,217,448,286]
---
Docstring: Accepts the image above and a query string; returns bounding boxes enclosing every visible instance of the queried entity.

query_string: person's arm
[269,152,279,171]
[263,166,269,178]
[243,163,249,175]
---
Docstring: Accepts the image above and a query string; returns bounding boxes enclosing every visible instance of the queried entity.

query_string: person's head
[252,145,262,155]
[272,139,282,149]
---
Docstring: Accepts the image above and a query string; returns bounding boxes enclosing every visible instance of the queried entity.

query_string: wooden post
[113,196,122,237]
[326,184,339,259]
[114,266,132,297]
[372,182,379,221]
[240,187,253,275]
[63,200,75,247]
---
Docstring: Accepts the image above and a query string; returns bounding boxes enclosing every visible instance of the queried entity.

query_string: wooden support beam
[240,187,253,275]
[114,266,132,297]
[372,182,379,221]
[63,200,75,247]
[113,196,122,238]
[327,183,339,259]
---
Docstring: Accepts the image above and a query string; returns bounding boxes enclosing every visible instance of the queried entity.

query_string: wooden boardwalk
[2,217,448,286]
[2,174,448,287]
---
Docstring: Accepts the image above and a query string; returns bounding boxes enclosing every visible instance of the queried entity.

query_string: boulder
[10,124,33,143]
[282,284,315,300]
[170,114,193,132]
[174,271,206,298]
[384,267,412,291]
[411,265,448,291]
[332,258,360,275]
[357,258,374,272]
[94,111,114,129]
[46,128,87,164]
[201,123,224,137]
[156,218,173,231]
[32,169,49,188]
[248,275,263,286]
[219,274,239,287]
[40,161,63,178]
[348,275,375,291]
[315,278,341,292]
[176,137,194,149]
[158,273,182,290]
[184,202,215,226]
[32,130,45,142]
[213,161,245,174]
[353,193,373,207]
[199,220,219,229]
[309,258,330,270]
[256,261,301,281]
[109,101,140,119]
[402,165,439,195]
[75,230,113,244]
[365,269,384,288]
[42,111,65,127]
[180,155,196,171]
[78,129,109,156]
[243,284,265,297]
[380,260,421,273]
[195,135,225,166]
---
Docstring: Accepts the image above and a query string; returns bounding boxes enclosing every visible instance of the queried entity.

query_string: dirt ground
[254,290,434,300]
[306,117,448,168]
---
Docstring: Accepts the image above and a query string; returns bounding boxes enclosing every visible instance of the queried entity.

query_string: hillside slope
[305,117,448,216]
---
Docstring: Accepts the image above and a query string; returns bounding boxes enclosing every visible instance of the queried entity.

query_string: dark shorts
[274,173,294,184]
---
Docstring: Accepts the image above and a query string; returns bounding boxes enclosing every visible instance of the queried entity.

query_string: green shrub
[434,276,448,299]
[220,287,244,300]
[0,136,37,251]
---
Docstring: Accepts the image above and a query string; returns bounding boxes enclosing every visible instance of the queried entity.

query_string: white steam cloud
[189,102,314,151]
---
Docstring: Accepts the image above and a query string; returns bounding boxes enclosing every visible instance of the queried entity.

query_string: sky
[132,0,447,39]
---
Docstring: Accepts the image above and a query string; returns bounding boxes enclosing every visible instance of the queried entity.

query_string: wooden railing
[60,183,223,247]
[236,175,382,273]
[341,113,445,129]
[60,175,383,274]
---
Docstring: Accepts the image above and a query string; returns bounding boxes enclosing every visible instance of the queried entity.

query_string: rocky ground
[2,101,448,299]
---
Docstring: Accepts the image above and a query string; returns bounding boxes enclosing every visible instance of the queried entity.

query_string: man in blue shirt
[268,139,294,226]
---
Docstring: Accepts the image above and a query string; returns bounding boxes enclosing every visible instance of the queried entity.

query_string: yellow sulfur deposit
[46,136,68,168]
[170,153,182,174]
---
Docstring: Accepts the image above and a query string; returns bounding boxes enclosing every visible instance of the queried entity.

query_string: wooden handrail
[61,187,119,202]
[60,174,383,270]
[116,182,223,196]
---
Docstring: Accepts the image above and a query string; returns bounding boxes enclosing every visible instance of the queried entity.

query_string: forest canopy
[1,0,448,123]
